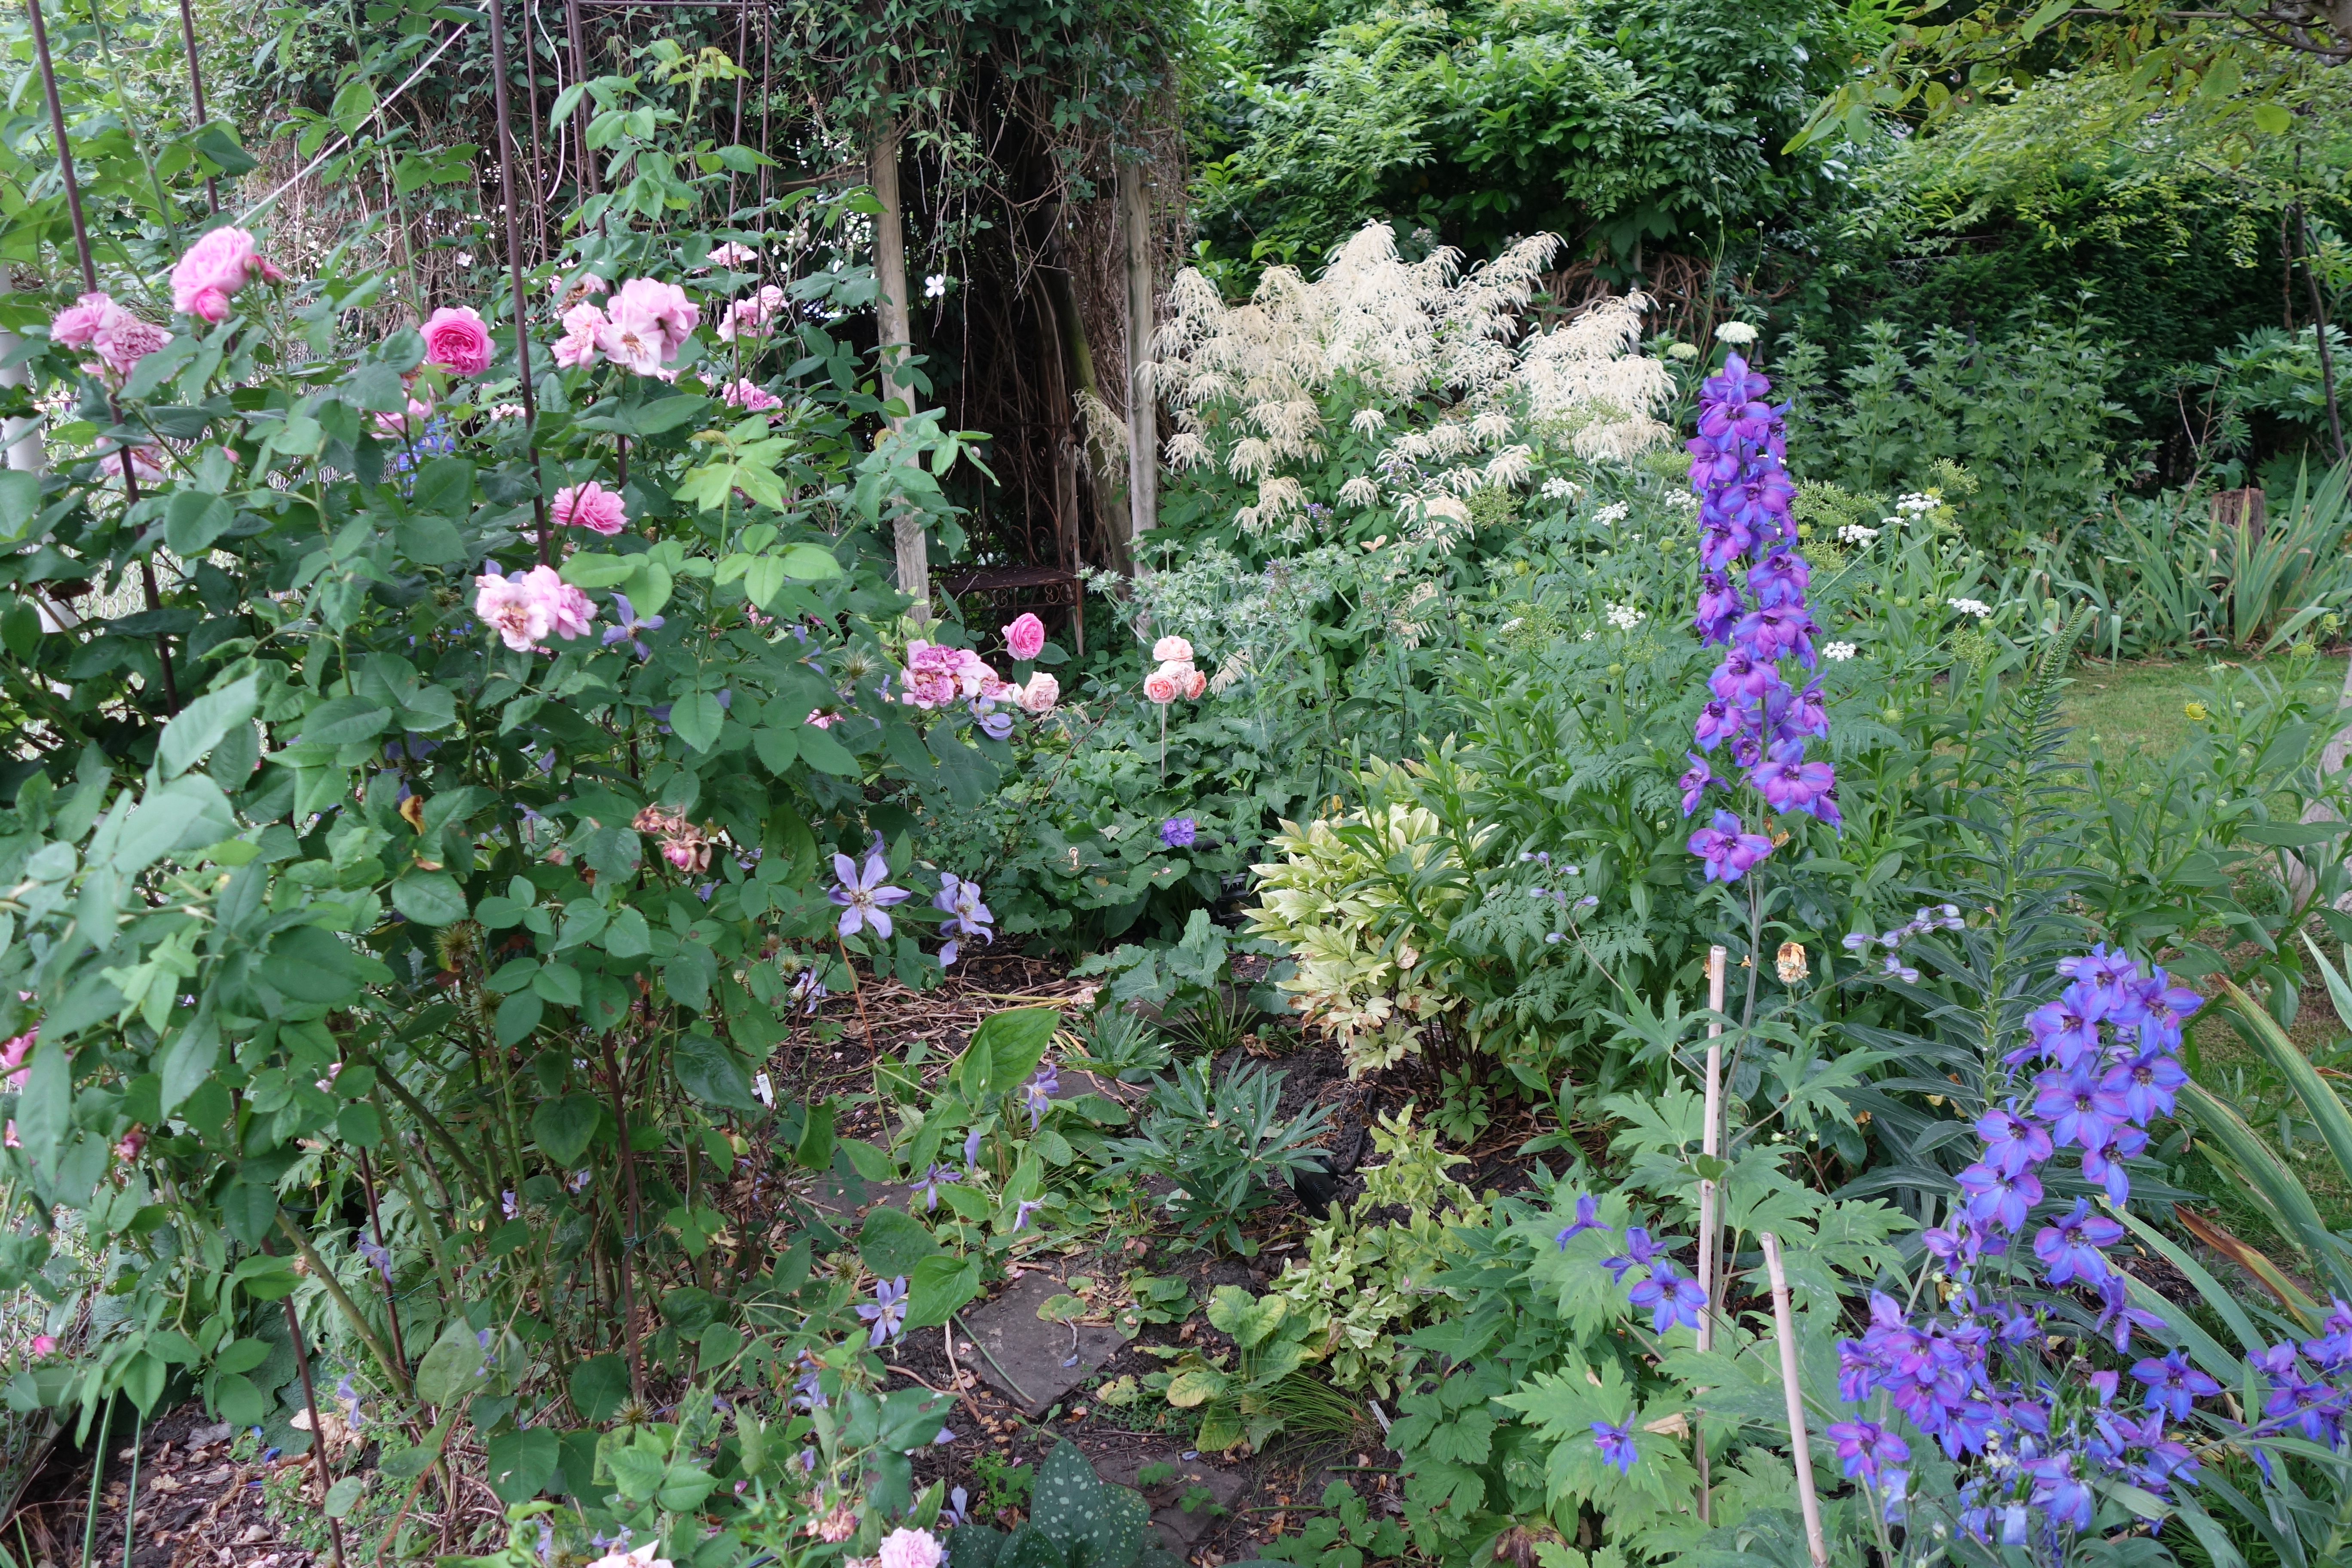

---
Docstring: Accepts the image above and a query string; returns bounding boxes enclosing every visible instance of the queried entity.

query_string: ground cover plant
[0,2,2348,1567]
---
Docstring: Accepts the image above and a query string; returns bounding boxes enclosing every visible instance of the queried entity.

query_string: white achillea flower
[1591,502,1630,527]
[1823,641,1858,661]
[1540,476,1579,501]
[1838,523,1880,545]
[1715,321,1759,345]
[1948,597,1993,619]
[1605,603,1645,631]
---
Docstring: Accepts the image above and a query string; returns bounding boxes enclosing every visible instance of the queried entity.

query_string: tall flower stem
[352,1147,408,1377]
[269,1231,351,1568]
[174,0,215,212]
[27,0,177,712]
[1760,1231,1827,1568]
[481,0,550,563]
[598,1034,646,1401]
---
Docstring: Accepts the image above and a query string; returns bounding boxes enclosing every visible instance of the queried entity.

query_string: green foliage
[1265,1105,1485,1393]
[1257,1480,1405,1568]
[946,1441,1181,1568]
[1144,1284,1357,1452]
[1191,0,1849,267]
[1780,311,2136,548]
[1102,1057,1333,1253]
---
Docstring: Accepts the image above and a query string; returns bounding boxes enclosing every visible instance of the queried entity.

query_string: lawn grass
[2057,652,2352,1279]
[2058,650,2346,758]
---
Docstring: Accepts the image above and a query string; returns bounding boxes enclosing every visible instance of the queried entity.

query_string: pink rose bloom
[596,303,670,379]
[717,285,786,341]
[29,1335,55,1357]
[608,277,699,357]
[1142,668,1180,704]
[877,1529,943,1568]
[1152,635,1193,663]
[1016,672,1059,713]
[101,445,167,489]
[114,1128,146,1162]
[552,481,628,536]
[554,303,606,369]
[92,312,168,382]
[1003,613,1046,661]
[374,397,434,438]
[719,378,783,413]
[1184,667,1208,699]
[50,291,110,347]
[171,226,269,320]
[521,564,595,641]
[550,271,609,301]
[807,708,840,729]
[422,306,493,377]
[1,1029,34,1094]
[475,572,551,652]
[708,242,760,269]
[900,640,1005,708]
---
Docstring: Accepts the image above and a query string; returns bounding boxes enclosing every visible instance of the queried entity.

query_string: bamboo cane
[1760,1232,1828,1568]
[1693,943,1725,1521]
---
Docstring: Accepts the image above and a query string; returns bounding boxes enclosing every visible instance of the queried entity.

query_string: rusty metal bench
[937,565,1084,656]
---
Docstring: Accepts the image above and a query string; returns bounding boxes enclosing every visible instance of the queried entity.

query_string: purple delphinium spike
[1681,351,1836,864]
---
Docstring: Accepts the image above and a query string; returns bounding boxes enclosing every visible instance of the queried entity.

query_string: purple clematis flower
[857,1276,909,1347]
[601,592,665,658]
[934,873,994,967]
[829,840,910,939]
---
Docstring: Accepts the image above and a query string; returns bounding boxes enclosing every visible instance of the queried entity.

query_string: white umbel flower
[1715,321,1759,346]
[1823,641,1858,662]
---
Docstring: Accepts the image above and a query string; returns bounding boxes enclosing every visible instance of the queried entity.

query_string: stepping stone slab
[962,1271,1125,1416]
[1095,1452,1250,1549]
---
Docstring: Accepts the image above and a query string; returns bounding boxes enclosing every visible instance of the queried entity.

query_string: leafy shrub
[1144,1284,1358,1452]
[1102,1057,1333,1252]
[1265,1106,1485,1395]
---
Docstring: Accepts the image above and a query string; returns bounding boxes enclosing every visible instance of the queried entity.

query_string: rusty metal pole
[563,0,600,199]
[28,0,178,712]
[175,0,217,213]
[484,0,552,563]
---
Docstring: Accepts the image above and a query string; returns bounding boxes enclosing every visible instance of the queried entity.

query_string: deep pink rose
[50,291,110,347]
[171,227,268,318]
[422,306,493,377]
[1003,613,1046,662]
[552,481,628,536]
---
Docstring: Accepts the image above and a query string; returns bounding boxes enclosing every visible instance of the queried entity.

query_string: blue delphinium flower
[1553,1193,1610,1250]
[1589,1417,1636,1475]
[355,1232,393,1284]
[1679,352,1835,878]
